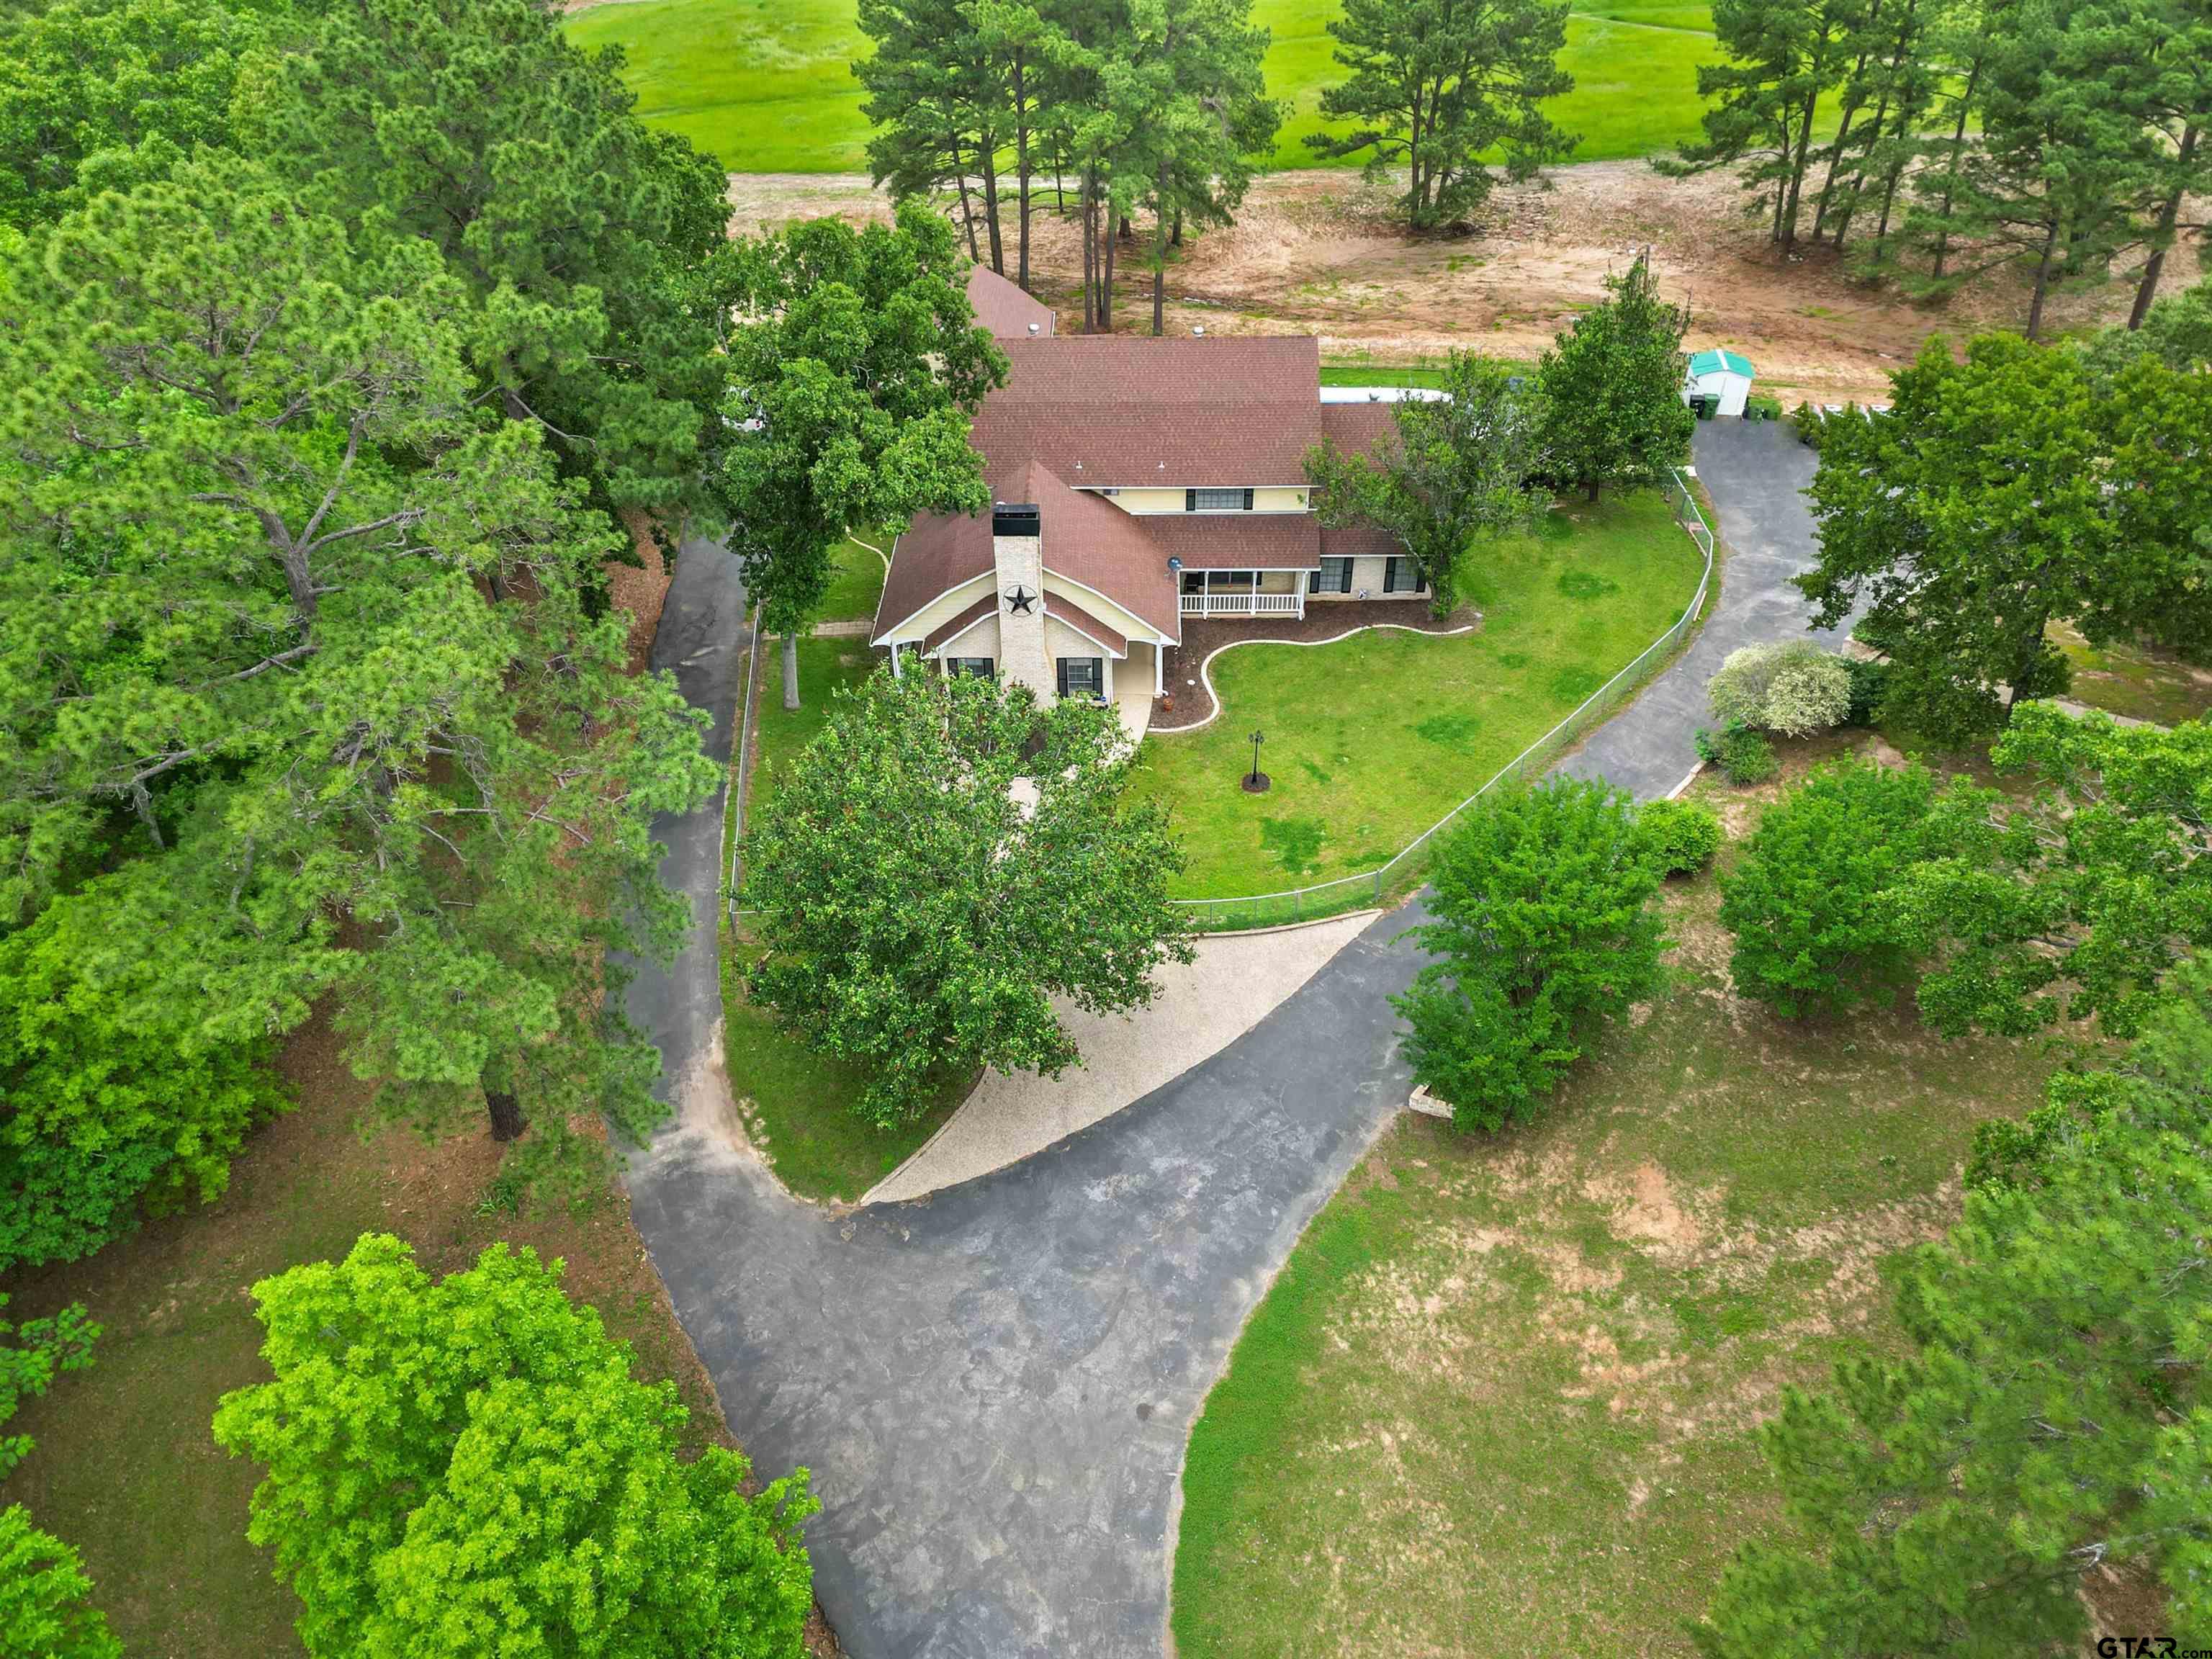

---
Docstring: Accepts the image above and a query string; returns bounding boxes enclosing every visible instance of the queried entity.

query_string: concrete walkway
[1563,419,1847,797]
[618,422,1837,1659]
[864,912,1377,1205]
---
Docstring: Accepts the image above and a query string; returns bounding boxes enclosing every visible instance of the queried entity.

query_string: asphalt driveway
[620,421,1835,1658]
[1563,418,1845,797]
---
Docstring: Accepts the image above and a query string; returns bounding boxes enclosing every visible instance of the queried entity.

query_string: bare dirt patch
[725,163,2145,403]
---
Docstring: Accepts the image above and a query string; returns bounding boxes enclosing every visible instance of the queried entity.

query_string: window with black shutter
[1310,556,1354,594]
[1190,488,1249,512]
[1056,657,1103,698]
[1384,555,1419,593]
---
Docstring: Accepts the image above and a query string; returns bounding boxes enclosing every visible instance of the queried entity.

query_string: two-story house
[871,271,1424,737]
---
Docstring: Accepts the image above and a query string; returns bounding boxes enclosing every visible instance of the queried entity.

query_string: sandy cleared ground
[863,909,1377,1204]
[727,161,2152,403]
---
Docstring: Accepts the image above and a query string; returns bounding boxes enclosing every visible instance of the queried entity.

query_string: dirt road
[726,161,2144,403]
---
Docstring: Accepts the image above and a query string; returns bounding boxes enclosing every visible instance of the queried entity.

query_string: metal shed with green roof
[1683,347,1756,418]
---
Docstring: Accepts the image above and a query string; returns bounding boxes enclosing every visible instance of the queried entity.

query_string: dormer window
[1186,487,1254,512]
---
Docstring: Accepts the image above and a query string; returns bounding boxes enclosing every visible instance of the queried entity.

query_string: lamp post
[1241,727,1269,793]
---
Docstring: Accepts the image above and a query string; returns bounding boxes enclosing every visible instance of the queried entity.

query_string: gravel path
[619,423,1833,1658]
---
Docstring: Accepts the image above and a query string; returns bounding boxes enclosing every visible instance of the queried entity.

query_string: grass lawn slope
[1136,490,1703,902]
[1170,810,2064,1656]
[2050,621,2212,727]
[567,0,1718,174]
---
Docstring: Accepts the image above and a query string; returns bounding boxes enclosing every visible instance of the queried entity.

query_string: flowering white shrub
[1707,642,1854,737]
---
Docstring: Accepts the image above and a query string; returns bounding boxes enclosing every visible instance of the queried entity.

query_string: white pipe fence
[1169,469,1717,931]
[727,472,1718,934]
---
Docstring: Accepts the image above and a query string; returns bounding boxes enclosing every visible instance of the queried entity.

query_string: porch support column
[1154,642,1164,695]
[890,640,902,680]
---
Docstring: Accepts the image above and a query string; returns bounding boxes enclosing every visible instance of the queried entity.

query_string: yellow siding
[928,614,1000,660]
[1044,613,1124,662]
[1097,486,1311,516]
[876,573,992,643]
[1100,487,1185,515]
[1308,553,1428,601]
[1041,573,1158,645]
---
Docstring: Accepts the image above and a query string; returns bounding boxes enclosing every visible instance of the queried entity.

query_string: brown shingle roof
[965,265,1056,339]
[973,335,1323,488]
[876,336,1419,652]
[1043,594,1128,657]
[873,511,991,642]
[1319,400,1398,457]
[1141,511,1320,571]
[1320,521,1403,560]
[1017,459,1179,639]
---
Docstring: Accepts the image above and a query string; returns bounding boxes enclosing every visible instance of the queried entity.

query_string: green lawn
[1318,359,1451,389]
[1135,491,1704,901]
[2050,621,2212,727]
[821,534,889,626]
[723,633,967,1202]
[1171,840,2063,1656]
[567,0,1719,174]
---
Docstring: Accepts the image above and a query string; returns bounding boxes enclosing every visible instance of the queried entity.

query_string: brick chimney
[992,503,1051,696]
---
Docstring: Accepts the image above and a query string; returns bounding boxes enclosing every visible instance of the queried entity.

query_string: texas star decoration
[1002,585,1037,615]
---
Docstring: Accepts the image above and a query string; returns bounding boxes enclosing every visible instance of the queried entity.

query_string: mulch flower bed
[1150,601,1478,731]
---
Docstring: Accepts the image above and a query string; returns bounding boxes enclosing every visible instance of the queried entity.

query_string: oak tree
[1535,255,1696,502]
[1305,354,1547,617]
[0,1506,120,1659]
[214,1235,817,1659]
[744,667,1195,1125]
[1393,778,1665,1132]
[716,202,1005,708]
[1802,333,2212,743]
[0,0,261,230]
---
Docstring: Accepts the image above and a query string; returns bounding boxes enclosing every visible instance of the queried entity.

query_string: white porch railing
[1180,591,1304,616]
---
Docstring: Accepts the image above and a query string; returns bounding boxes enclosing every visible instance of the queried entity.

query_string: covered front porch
[1178,568,1306,619]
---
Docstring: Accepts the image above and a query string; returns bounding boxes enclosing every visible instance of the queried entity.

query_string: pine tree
[1534,255,1696,501]
[1304,0,1576,231]
[1899,0,2162,336]
[1697,967,2212,1653]
[1669,0,1863,253]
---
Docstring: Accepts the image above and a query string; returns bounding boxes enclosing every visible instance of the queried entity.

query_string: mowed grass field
[1134,490,1704,902]
[1169,792,2064,1655]
[565,0,1719,174]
